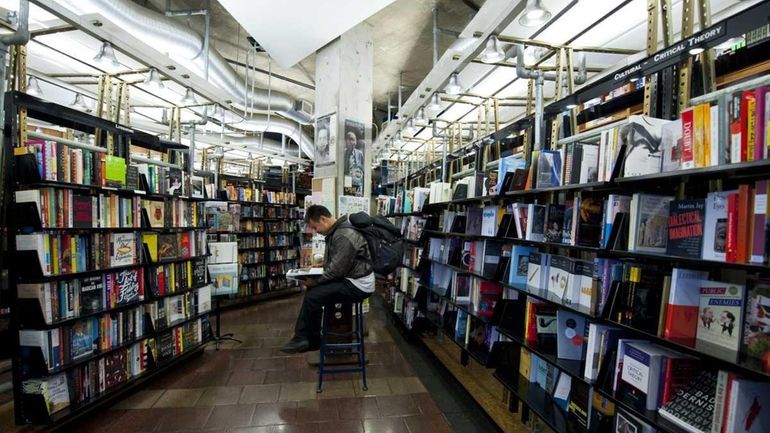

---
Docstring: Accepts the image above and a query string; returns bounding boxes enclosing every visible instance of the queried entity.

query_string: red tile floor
[55,293,457,433]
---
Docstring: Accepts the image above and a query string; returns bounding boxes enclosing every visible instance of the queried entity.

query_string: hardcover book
[544,204,565,243]
[465,207,483,236]
[723,379,770,433]
[658,370,717,433]
[536,150,562,188]
[664,268,709,347]
[695,281,745,361]
[661,118,683,172]
[666,199,705,258]
[743,279,770,373]
[480,205,500,237]
[110,232,136,267]
[526,204,546,242]
[72,195,93,229]
[702,190,735,261]
[621,115,671,177]
[79,276,104,316]
[158,234,179,261]
[615,408,656,433]
[509,245,536,287]
[143,200,165,228]
[629,193,674,253]
[576,195,604,247]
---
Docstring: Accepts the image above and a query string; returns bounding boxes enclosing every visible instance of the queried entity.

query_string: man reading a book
[281,205,374,354]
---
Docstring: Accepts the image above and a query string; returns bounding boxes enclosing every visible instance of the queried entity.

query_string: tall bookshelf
[382,4,770,433]
[206,175,302,308]
[2,91,213,426]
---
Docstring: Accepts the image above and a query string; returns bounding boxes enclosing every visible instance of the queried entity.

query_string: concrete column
[314,22,374,208]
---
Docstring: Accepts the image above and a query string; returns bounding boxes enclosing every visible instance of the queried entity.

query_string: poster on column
[343,119,366,197]
[338,195,370,217]
[314,113,336,168]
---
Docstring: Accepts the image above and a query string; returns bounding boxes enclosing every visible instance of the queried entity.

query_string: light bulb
[180,87,198,105]
[27,76,43,97]
[519,0,552,27]
[93,41,120,68]
[143,68,165,91]
[480,35,505,64]
[444,73,462,95]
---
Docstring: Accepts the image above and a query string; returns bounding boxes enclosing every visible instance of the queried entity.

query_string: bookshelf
[378,5,770,432]
[2,91,213,426]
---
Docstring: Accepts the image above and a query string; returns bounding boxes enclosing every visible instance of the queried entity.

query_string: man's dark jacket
[318,215,372,285]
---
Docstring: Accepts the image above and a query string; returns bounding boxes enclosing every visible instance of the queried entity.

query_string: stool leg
[317,306,326,393]
[358,302,368,391]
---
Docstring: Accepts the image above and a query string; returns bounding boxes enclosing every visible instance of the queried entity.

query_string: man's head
[346,131,357,150]
[305,205,336,235]
[317,127,329,154]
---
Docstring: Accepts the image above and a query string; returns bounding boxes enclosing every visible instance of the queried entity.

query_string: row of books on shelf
[145,257,207,298]
[220,185,297,205]
[19,285,212,373]
[22,316,209,418]
[401,216,426,242]
[15,189,206,230]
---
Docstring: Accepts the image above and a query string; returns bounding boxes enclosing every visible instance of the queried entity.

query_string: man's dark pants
[294,280,371,347]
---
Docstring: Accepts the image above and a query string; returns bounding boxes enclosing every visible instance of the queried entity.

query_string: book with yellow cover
[693,103,705,168]
[142,232,158,262]
[747,92,757,161]
[701,103,711,167]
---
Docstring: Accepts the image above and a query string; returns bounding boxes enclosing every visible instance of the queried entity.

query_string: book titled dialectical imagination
[666,199,705,258]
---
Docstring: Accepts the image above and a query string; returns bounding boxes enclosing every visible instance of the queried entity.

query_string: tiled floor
[18,291,500,433]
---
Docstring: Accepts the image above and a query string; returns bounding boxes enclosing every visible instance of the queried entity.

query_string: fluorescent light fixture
[180,87,198,105]
[480,35,505,64]
[445,73,462,95]
[27,76,43,96]
[70,93,91,112]
[688,47,704,55]
[427,93,442,112]
[519,0,552,27]
[93,41,120,68]
[142,68,165,91]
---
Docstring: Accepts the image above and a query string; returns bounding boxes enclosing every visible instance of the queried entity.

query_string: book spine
[702,103,711,167]
[730,92,743,163]
[752,180,768,263]
[741,90,754,162]
[681,108,695,169]
[710,104,720,166]
[694,104,705,167]
[726,193,739,263]
[755,87,768,159]
[737,184,752,263]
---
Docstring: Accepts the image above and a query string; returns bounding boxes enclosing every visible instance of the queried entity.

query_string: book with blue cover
[509,245,536,287]
[536,150,562,188]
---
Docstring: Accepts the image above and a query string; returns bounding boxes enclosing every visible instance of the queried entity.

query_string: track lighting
[70,93,91,112]
[180,87,197,105]
[445,73,462,95]
[93,41,120,68]
[519,0,552,27]
[143,68,165,91]
[480,35,505,64]
[27,76,43,97]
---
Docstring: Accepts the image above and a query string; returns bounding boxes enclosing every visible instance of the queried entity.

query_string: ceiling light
[715,36,744,50]
[427,94,442,112]
[404,119,416,133]
[93,41,120,68]
[565,103,577,109]
[480,35,505,64]
[211,146,225,159]
[445,73,462,95]
[266,157,274,165]
[415,107,427,124]
[688,47,704,55]
[70,93,91,112]
[143,68,165,91]
[27,76,43,97]
[180,87,198,105]
[519,0,552,27]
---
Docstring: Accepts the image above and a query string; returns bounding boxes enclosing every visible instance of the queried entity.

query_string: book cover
[695,281,745,361]
[620,342,679,411]
[567,379,591,429]
[751,180,768,264]
[158,234,179,261]
[579,143,599,184]
[664,268,709,347]
[615,408,656,433]
[143,200,165,228]
[477,281,501,317]
[191,257,207,286]
[730,90,744,163]
[726,192,739,263]
[72,195,93,229]
[511,168,529,191]
[207,263,238,296]
[553,372,572,411]
[526,204,546,242]
[509,245,536,287]
[544,204,565,243]
[576,194,603,247]
[742,279,770,373]
[79,275,104,316]
[723,379,770,433]
[70,318,98,360]
[548,255,571,300]
[694,103,707,167]
[536,150,562,188]
[179,232,191,258]
[480,205,499,237]
[602,195,632,248]
[621,115,670,177]
[562,199,576,244]
[113,269,143,305]
[466,207,483,236]
[630,193,674,253]
[658,371,717,433]
[142,232,159,263]
[737,184,752,264]
[661,118,683,172]
[110,232,136,267]
[556,309,586,361]
[481,240,502,279]
[702,190,735,261]
[666,199,705,258]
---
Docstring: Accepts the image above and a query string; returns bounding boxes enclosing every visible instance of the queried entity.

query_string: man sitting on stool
[281,205,374,354]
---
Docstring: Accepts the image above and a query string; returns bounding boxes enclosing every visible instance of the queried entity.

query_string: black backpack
[348,212,404,276]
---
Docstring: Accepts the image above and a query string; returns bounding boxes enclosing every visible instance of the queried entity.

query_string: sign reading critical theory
[611,22,726,85]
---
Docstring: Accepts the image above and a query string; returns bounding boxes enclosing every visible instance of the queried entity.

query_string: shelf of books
[2,91,214,426]
[204,179,302,307]
[377,9,770,430]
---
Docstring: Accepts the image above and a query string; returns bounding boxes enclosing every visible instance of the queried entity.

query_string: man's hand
[303,277,318,289]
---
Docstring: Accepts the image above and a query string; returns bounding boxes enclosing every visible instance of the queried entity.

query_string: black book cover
[606,212,629,251]
[452,183,468,200]
[544,204,565,243]
[482,240,503,278]
[72,195,93,229]
[192,257,207,286]
[450,215,467,233]
[496,214,513,238]
[466,207,483,236]
[496,256,511,282]
[567,380,591,433]
[576,194,603,247]
[79,276,103,315]
[658,370,717,432]
[157,331,175,361]
[500,171,516,194]
[158,234,178,260]
[623,265,664,334]
[570,143,584,185]
[511,169,529,191]
[665,199,705,258]
[505,214,520,239]
[125,165,139,191]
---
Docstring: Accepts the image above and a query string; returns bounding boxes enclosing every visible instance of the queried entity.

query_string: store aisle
[55,291,497,433]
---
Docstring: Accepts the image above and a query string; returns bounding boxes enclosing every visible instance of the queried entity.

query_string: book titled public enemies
[666,199,705,258]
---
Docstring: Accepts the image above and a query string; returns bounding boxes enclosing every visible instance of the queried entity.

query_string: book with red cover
[477,281,502,317]
[726,193,739,263]
[179,232,191,258]
[737,184,753,263]
[680,107,695,169]
[658,356,699,406]
[752,180,768,264]
[741,90,756,162]
[663,268,709,347]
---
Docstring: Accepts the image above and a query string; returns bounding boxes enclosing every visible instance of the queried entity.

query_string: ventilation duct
[55,0,314,126]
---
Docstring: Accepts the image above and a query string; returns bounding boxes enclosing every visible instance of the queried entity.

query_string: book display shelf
[381,4,770,433]
[205,175,302,309]
[1,92,214,426]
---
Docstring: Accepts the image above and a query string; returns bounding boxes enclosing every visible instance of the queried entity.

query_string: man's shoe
[280,337,310,354]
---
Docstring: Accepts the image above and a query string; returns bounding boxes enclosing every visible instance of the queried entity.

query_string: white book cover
[723,379,770,433]
[579,144,600,184]
[695,281,745,361]
[110,232,136,267]
[710,104,720,167]
[630,193,674,253]
[702,190,736,261]
[480,206,499,237]
[661,118,683,172]
[442,211,456,233]
[622,116,671,178]
[208,242,238,264]
[613,339,646,392]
